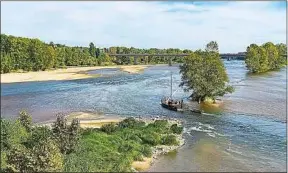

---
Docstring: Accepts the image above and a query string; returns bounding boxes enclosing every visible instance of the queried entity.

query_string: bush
[118,142,134,153]
[140,131,161,146]
[52,115,80,154]
[153,120,168,127]
[1,119,29,151]
[18,110,32,132]
[24,126,52,148]
[161,135,178,146]
[147,120,169,133]
[170,124,183,134]
[118,117,145,129]
[140,144,152,157]
[100,123,118,134]
[132,151,143,161]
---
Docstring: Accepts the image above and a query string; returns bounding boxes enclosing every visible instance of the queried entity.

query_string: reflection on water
[1,61,286,172]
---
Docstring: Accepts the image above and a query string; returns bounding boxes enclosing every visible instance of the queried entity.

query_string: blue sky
[1,1,286,52]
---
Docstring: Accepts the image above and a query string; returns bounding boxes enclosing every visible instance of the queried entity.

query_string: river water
[1,60,286,172]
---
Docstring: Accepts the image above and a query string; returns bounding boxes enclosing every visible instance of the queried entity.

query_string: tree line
[245,42,287,73]
[1,34,286,75]
[1,34,112,73]
[1,34,192,73]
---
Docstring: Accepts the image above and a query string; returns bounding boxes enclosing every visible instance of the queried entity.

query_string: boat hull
[190,109,203,114]
[161,103,178,111]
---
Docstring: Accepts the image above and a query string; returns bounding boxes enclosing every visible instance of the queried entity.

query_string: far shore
[1,65,150,84]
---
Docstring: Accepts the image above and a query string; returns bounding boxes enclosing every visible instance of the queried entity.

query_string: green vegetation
[179,41,234,103]
[1,34,191,73]
[245,42,287,73]
[1,111,183,172]
[170,124,183,134]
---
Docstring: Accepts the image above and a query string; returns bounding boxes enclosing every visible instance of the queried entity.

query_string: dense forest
[0,34,191,73]
[245,42,287,73]
[1,111,183,172]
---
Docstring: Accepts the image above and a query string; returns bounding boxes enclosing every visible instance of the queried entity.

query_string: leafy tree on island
[179,41,234,103]
[205,41,219,53]
[245,42,287,73]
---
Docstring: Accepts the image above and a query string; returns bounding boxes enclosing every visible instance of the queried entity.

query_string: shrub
[24,126,52,148]
[140,144,152,157]
[153,120,168,127]
[161,135,178,146]
[1,119,29,150]
[140,131,161,146]
[18,110,32,132]
[52,114,80,154]
[132,151,143,161]
[146,120,169,133]
[118,142,134,153]
[118,117,145,129]
[100,123,118,134]
[170,124,183,134]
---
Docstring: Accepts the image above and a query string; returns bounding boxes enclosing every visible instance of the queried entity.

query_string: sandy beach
[1,65,149,84]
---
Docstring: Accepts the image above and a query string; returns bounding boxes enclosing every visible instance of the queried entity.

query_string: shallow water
[1,60,286,172]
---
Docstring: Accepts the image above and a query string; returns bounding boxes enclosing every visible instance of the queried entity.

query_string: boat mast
[170,71,172,99]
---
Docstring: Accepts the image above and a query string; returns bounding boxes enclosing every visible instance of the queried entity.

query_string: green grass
[64,118,183,172]
[1,114,183,172]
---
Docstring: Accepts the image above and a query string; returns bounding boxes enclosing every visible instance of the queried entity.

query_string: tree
[96,48,100,58]
[52,114,80,154]
[67,118,80,153]
[205,41,219,53]
[245,42,285,73]
[263,42,279,70]
[6,139,63,172]
[18,110,32,132]
[1,53,13,73]
[44,46,56,69]
[276,43,287,66]
[179,43,234,103]
[89,42,96,57]
[1,119,29,151]
[31,139,63,172]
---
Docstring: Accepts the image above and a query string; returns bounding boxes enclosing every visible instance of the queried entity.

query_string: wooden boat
[161,98,183,112]
[161,101,178,111]
[161,72,183,112]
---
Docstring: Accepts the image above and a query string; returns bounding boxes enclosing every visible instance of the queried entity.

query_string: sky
[1,1,286,53]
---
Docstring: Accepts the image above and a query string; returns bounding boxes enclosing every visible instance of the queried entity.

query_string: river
[1,60,286,172]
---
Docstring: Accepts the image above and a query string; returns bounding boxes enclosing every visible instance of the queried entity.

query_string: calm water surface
[1,60,286,172]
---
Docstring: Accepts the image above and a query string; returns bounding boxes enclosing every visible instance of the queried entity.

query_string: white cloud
[1,1,286,52]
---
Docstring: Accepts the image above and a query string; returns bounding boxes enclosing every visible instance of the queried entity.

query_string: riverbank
[37,111,185,172]
[132,133,185,172]
[131,116,185,172]
[0,65,149,83]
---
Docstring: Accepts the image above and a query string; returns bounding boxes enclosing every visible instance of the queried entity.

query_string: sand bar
[1,65,149,84]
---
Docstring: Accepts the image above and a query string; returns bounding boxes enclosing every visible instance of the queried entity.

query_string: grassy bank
[1,111,184,172]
